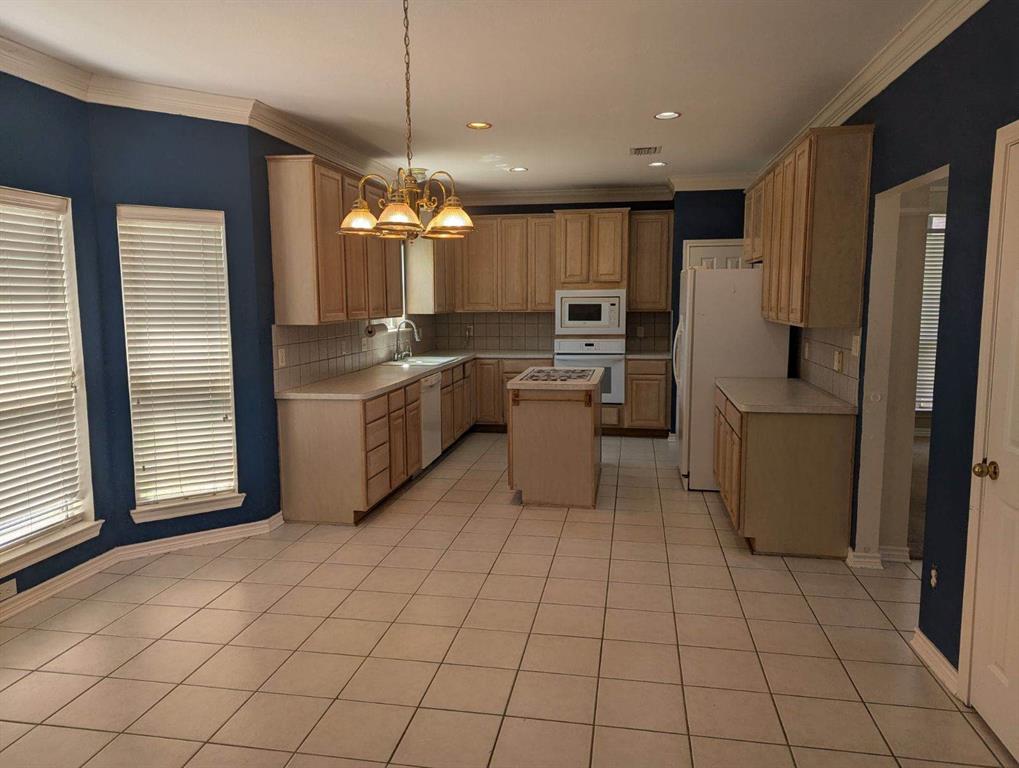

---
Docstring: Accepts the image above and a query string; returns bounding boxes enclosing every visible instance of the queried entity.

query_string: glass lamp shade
[422,227,465,240]
[428,197,474,234]
[339,200,378,235]
[375,200,423,233]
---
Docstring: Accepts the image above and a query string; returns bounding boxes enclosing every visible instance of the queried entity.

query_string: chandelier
[339,0,473,241]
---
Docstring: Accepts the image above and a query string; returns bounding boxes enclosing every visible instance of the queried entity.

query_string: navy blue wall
[845,0,1019,665]
[1,73,303,590]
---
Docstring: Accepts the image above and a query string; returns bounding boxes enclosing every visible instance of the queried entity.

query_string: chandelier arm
[357,174,395,207]
[427,170,458,199]
[421,177,448,212]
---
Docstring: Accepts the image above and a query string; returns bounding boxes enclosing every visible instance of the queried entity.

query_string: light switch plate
[851,333,861,357]
[0,579,17,600]
[803,341,811,360]
[833,350,844,373]
[361,337,369,352]
[277,347,286,367]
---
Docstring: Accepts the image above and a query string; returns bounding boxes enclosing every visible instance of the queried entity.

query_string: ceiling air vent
[629,145,662,156]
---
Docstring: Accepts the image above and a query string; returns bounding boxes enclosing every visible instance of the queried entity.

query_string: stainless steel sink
[382,356,459,367]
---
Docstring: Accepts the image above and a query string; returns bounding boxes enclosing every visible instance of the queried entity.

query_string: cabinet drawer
[453,364,464,382]
[366,415,389,451]
[627,358,668,375]
[367,468,390,506]
[366,443,389,477]
[724,399,743,434]
[441,369,453,387]
[365,394,388,423]
[388,388,405,412]
[405,381,421,403]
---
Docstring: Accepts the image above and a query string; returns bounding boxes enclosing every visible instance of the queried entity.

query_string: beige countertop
[507,367,604,391]
[715,377,857,415]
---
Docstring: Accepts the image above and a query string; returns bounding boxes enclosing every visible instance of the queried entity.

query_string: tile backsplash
[626,312,673,354]
[796,326,860,405]
[432,313,555,352]
[272,316,435,393]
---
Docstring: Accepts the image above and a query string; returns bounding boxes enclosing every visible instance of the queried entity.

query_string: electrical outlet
[465,324,474,338]
[0,579,17,600]
[277,347,286,367]
[361,337,369,352]
[803,341,811,360]
[930,564,938,589]
[636,326,645,338]
[833,350,844,373]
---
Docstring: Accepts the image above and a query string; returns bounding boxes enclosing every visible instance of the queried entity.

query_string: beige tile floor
[1,434,1015,768]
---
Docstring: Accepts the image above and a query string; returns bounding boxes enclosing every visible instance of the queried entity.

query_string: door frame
[958,116,1019,704]
[852,165,949,569]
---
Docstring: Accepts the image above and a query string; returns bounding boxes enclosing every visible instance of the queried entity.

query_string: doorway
[853,166,950,569]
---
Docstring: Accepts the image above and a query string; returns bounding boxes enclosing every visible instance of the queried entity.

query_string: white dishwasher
[419,373,442,468]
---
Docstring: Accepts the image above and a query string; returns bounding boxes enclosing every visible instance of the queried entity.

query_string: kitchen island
[506,367,603,508]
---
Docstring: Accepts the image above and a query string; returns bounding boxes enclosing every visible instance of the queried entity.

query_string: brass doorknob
[973,460,1000,480]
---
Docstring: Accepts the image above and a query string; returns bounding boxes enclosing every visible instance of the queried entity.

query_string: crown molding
[0,34,395,180]
[761,0,988,173]
[668,174,755,193]
[463,185,673,206]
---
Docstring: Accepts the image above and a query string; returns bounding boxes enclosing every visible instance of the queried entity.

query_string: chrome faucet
[394,319,421,360]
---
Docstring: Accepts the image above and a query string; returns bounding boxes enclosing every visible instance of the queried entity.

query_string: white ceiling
[0,0,926,196]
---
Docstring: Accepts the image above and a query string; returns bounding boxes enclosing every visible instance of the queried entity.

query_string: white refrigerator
[674,267,789,490]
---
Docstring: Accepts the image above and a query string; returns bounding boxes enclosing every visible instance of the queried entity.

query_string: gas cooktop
[519,367,595,382]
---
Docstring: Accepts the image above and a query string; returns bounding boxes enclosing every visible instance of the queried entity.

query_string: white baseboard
[846,547,885,569]
[880,545,914,564]
[911,628,959,697]
[0,512,284,620]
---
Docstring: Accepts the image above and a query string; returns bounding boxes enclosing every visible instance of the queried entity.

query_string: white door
[682,239,745,270]
[969,117,1019,759]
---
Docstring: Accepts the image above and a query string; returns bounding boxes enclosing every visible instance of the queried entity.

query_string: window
[915,214,945,411]
[0,186,94,555]
[116,206,243,522]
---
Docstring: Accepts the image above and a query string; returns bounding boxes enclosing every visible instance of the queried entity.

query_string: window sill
[0,519,104,579]
[130,492,246,524]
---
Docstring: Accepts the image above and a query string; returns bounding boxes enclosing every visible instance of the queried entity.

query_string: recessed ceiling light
[654,111,681,120]
[466,121,492,130]
[508,166,528,173]
[648,161,668,167]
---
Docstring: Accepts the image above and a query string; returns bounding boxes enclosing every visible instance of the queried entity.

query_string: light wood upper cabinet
[365,186,388,319]
[528,215,555,311]
[498,217,529,311]
[313,164,347,323]
[406,238,454,314]
[554,208,629,289]
[341,174,370,320]
[384,238,403,317]
[751,126,873,327]
[628,211,674,311]
[462,217,500,311]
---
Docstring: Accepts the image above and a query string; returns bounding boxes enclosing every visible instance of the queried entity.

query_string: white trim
[116,204,224,225]
[0,520,103,579]
[463,185,673,206]
[0,512,284,619]
[761,0,988,173]
[846,547,885,569]
[0,35,395,182]
[879,545,914,564]
[131,492,246,524]
[0,185,70,214]
[668,174,756,192]
[911,628,960,696]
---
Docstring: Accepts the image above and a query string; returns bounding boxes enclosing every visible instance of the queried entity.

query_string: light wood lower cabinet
[475,359,504,424]
[441,383,453,450]
[623,359,669,429]
[406,399,421,476]
[712,385,854,557]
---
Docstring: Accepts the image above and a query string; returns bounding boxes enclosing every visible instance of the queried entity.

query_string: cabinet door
[314,164,347,322]
[430,241,448,313]
[475,359,504,424]
[441,385,453,449]
[453,379,466,436]
[727,428,742,530]
[498,216,529,310]
[788,137,813,325]
[743,189,755,263]
[465,369,476,426]
[342,174,370,319]
[628,212,672,310]
[389,407,407,488]
[760,172,775,318]
[385,238,403,318]
[463,218,498,310]
[405,400,422,476]
[767,166,784,321]
[591,210,627,284]
[557,211,590,284]
[528,216,555,310]
[365,186,388,318]
[447,238,462,312]
[752,185,765,261]
[625,374,668,428]
[776,153,796,323]
[713,408,724,488]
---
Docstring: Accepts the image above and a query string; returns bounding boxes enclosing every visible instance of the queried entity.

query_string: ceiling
[0,0,927,196]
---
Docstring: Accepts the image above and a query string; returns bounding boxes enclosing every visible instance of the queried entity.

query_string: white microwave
[554,289,626,335]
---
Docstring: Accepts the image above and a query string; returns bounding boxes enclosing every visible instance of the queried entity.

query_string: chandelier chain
[403,0,412,170]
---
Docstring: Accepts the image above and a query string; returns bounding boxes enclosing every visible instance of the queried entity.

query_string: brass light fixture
[340,0,472,241]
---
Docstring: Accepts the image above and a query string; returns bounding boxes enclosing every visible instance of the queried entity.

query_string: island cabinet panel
[528,215,556,310]
[555,208,629,289]
[498,217,529,310]
[623,359,669,429]
[628,211,674,311]
[475,359,504,424]
[462,217,500,311]
[751,126,873,327]
[712,382,854,557]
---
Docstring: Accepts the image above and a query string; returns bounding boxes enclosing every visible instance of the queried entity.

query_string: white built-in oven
[555,289,626,336]
[554,338,626,404]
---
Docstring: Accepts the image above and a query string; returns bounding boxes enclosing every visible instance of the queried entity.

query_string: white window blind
[0,187,92,550]
[117,206,239,510]
[916,214,946,412]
